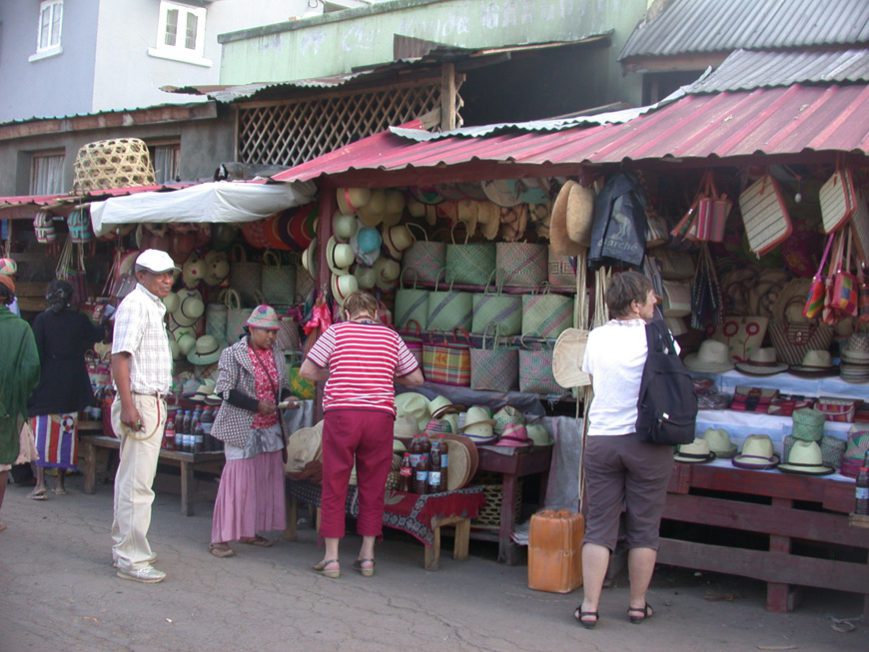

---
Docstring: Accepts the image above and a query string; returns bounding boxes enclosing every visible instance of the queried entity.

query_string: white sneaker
[116,565,166,584]
[113,554,157,568]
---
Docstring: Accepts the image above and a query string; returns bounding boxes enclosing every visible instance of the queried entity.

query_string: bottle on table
[856,452,869,516]
[413,455,428,495]
[163,419,176,451]
[439,436,449,491]
[399,452,413,492]
[428,440,443,493]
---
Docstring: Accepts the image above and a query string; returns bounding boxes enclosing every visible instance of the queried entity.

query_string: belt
[132,390,168,400]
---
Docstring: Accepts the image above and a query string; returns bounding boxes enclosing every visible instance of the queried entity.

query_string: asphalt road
[1,475,866,652]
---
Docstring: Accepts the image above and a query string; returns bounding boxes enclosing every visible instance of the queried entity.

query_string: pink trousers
[319,409,394,538]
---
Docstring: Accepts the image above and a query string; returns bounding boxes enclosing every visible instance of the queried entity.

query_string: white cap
[136,249,178,273]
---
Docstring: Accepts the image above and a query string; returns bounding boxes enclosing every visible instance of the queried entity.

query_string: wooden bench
[283,479,483,570]
[79,431,224,516]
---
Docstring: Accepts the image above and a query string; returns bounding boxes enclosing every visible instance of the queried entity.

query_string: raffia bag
[403,223,445,285]
[446,228,496,286]
[73,138,155,193]
[470,327,519,392]
[518,338,563,395]
[395,268,430,331]
[205,303,228,345]
[548,248,576,291]
[521,287,574,339]
[224,289,249,344]
[427,277,473,333]
[472,272,522,336]
[423,331,472,386]
[496,242,547,289]
[261,250,295,307]
[229,244,262,306]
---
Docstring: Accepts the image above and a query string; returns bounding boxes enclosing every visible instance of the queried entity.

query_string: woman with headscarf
[0,274,40,531]
[27,280,105,499]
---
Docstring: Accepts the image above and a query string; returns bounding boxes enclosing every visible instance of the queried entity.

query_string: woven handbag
[229,245,262,307]
[395,268,430,332]
[423,331,471,386]
[470,326,519,392]
[768,319,834,367]
[261,250,296,307]
[205,302,228,345]
[401,320,424,368]
[403,223,445,285]
[521,287,574,338]
[276,315,301,353]
[496,242,547,289]
[446,227,496,286]
[427,278,473,333]
[548,248,576,291]
[224,289,249,344]
[518,338,563,395]
[472,272,522,336]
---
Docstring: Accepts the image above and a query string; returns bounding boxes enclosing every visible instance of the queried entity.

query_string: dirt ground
[1,474,866,652]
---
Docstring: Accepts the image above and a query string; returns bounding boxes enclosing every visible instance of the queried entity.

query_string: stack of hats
[778,440,835,475]
[783,407,843,472]
[460,406,497,445]
[839,332,869,383]
[788,350,837,378]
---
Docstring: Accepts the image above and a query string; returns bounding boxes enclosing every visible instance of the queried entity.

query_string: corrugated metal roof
[270,84,869,182]
[0,183,191,213]
[688,48,869,93]
[619,0,869,61]
[0,102,209,128]
[162,35,611,103]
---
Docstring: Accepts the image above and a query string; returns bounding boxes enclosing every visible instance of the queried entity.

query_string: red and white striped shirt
[306,320,418,415]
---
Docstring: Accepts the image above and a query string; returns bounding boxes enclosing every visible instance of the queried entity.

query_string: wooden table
[79,433,224,516]
[659,461,869,616]
[474,445,553,565]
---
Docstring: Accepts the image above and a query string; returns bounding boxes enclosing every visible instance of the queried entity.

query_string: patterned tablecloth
[286,480,486,545]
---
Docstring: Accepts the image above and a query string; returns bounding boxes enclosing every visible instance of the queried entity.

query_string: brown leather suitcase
[528,509,584,593]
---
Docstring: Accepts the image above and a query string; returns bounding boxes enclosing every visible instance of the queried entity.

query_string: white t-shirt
[581,319,648,437]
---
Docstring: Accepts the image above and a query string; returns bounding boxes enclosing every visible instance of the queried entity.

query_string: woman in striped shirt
[301,291,423,578]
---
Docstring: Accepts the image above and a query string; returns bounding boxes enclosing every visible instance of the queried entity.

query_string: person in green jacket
[0,274,40,532]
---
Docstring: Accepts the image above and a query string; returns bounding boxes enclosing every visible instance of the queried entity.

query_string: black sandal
[573,607,599,629]
[627,603,654,624]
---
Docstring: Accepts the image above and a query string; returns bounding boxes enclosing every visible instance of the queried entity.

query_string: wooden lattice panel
[237,81,456,166]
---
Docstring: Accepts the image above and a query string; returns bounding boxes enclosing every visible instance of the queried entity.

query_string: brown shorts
[582,432,674,552]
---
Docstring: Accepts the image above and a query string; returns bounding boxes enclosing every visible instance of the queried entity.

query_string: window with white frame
[31,0,63,61]
[148,1,211,67]
[149,143,181,184]
[30,152,65,195]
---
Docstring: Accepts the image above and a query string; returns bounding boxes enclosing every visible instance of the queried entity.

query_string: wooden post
[766,497,797,612]
[82,441,96,494]
[440,62,456,131]
[179,461,194,516]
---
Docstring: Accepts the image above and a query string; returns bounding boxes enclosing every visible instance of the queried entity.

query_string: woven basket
[73,138,155,193]
[471,480,523,529]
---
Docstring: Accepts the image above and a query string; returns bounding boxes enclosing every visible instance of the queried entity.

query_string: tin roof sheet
[619,0,869,61]
[271,83,869,182]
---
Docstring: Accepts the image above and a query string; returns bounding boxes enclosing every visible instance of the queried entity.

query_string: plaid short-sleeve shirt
[111,284,172,394]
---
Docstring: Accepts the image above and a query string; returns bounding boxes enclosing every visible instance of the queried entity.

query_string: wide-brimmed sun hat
[550,180,593,256]
[526,423,553,446]
[395,392,431,431]
[481,179,523,207]
[428,395,455,419]
[778,440,835,475]
[162,291,180,314]
[331,273,359,306]
[354,265,377,289]
[190,378,217,401]
[301,238,317,278]
[552,328,591,388]
[732,434,779,469]
[735,347,787,376]
[172,289,205,327]
[358,189,387,226]
[245,304,280,331]
[182,253,206,289]
[174,326,197,357]
[326,236,355,275]
[684,340,734,374]
[703,428,737,458]
[335,187,371,215]
[673,438,716,463]
[332,212,358,241]
[788,349,836,377]
[383,224,414,259]
[495,423,531,448]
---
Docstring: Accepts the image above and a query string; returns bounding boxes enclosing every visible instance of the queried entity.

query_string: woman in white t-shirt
[574,271,674,629]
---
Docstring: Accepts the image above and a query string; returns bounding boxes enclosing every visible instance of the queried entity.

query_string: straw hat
[778,440,834,475]
[481,179,522,207]
[383,224,414,260]
[732,434,779,469]
[173,289,205,327]
[495,423,531,448]
[789,349,836,377]
[493,405,524,435]
[162,291,180,314]
[203,250,230,286]
[791,407,825,442]
[190,379,217,402]
[477,202,501,240]
[734,347,787,376]
[673,438,716,463]
[703,428,737,458]
[394,392,431,430]
[456,199,479,237]
[174,327,197,357]
[285,421,324,474]
[526,423,553,446]
[187,336,222,366]
[842,332,869,362]
[358,189,386,226]
[771,278,812,324]
[245,304,280,331]
[330,273,358,306]
[407,198,426,219]
[684,340,734,374]
[332,212,358,241]
[462,405,495,429]
[182,253,206,289]
[409,186,444,205]
[393,414,419,439]
[326,236,355,275]
[552,328,591,388]
[381,189,406,227]
[336,187,371,215]
[428,395,454,419]
[441,434,476,490]
[373,256,400,283]
[354,264,377,289]
[550,181,584,256]
[301,238,317,278]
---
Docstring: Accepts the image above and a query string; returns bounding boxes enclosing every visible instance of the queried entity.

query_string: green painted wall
[219,0,647,106]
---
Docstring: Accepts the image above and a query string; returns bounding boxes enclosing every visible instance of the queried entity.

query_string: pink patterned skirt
[211,450,286,544]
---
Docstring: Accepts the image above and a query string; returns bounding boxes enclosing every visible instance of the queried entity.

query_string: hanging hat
[162,291,180,314]
[354,265,377,290]
[331,273,358,306]
[495,423,531,448]
[477,202,501,240]
[788,349,836,377]
[187,336,222,366]
[684,340,734,374]
[245,304,280,331]
[732,434,779,469]
[734,347,787,376]
[703,428,737,458]
[173,289,205,327]
[332,212,358,242]
[791,407,825,442]
[409,186,444,205]
[373,256,400,283]
[381,190,406,227]
[181,253,206,289]
[203,250,230,286]
[382,224,414,260]
[301,238,317,279]
[481,179,522,207]
[526,423,553,446]
[355,226,382,255]
[673,438,716,464]
[285,421,324,474]
[0,258,17,276]
[326,236,355,275]
[778,440,835,475]
[358,189,386,226]
[550,181,590,256]
[168,338,181,361]
[552,328,591,388]
[456,199,479,237]
[335,187,371,215]
[407,198,427,219]
[174,327,197,357]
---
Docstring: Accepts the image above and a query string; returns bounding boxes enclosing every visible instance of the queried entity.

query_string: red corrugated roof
[0,183,192,212]
[272,84,869,183]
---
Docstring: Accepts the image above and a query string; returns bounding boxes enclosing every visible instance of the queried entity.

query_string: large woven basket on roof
[73,138,155,192]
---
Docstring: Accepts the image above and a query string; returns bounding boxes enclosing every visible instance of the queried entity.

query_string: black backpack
[636,320,697,445]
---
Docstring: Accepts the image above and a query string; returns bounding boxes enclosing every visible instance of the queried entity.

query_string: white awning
[89,180,316,236]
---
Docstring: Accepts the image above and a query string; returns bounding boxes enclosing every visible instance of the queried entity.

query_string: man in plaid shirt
[110,249,175,584]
